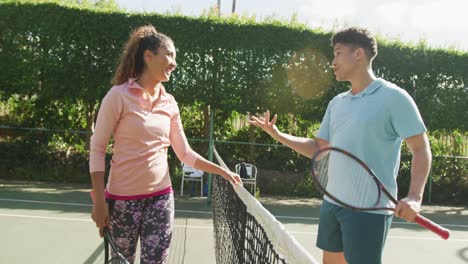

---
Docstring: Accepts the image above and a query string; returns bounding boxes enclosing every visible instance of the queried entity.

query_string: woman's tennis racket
[103,227,130,264]
[311,147,450,240]
[90,191,130,264]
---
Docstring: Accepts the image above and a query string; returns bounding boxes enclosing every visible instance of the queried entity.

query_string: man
[249,27,431,264]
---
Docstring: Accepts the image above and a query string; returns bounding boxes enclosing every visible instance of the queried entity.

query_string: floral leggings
[107,193,174,264]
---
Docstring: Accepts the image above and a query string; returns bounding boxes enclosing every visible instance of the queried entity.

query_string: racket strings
[346,158,380,207]
[313,151,381,209]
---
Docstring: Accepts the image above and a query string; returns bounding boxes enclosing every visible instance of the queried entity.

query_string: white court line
[0,213,92,222]
[289,229,468,242]
[391,221,468,228]
[1,198,467,228]
[0,213,211,229]
[173,224,213,229]
[387,235,468,242]
[0,198,212,215]
[277,215,468,228]
[276,215,319,220]
[175,209,212,214]
[0,198,91,207]
[0,213,467,242]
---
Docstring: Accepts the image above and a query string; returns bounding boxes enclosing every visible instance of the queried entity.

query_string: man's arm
[394,132,432,221]
[272,130,329,158]
[406,133,432,201]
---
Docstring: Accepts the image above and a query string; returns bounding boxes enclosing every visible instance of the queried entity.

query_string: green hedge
[1,1,467,133]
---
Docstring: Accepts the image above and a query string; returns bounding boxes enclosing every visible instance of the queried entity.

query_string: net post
[207,107,215,205]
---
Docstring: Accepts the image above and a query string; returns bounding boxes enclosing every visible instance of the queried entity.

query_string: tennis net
[212,147,319,264]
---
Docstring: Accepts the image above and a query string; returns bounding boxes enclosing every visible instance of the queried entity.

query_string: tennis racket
[90,191,130,264]
[103,227,130,264]
[311,147,450,240]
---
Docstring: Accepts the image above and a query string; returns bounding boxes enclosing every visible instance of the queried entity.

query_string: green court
[1,180,467,264]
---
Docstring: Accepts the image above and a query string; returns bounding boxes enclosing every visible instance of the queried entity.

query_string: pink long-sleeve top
[89,79,202,199]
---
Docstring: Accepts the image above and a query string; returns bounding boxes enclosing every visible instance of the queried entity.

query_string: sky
[115,0,468,51]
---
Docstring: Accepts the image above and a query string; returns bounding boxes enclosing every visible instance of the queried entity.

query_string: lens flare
[286,48,333,100]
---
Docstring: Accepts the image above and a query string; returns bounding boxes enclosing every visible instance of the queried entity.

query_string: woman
[89,25,241,264]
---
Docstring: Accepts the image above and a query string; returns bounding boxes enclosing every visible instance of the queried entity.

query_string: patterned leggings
[108,193,174,264]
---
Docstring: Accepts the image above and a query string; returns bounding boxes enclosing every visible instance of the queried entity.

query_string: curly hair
[332,27,378,61]
[112,25,173,85]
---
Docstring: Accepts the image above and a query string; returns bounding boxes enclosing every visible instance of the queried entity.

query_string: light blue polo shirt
[316,78,427,214]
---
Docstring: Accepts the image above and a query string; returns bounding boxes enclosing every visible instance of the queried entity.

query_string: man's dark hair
[332,27,378,61]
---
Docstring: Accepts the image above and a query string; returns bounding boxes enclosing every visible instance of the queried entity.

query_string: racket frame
[310,147,450,240]
[104,227,130,264]
[311,147,398,211]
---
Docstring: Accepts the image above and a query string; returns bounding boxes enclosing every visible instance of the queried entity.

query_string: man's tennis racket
[90,191,130,264]
[311,147,450,240]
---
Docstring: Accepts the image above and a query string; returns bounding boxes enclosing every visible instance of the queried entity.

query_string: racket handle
[414,214,450,240]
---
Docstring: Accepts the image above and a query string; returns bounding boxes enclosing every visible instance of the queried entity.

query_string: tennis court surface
[1,179,467,264]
